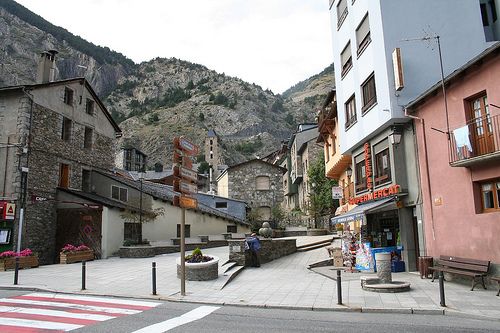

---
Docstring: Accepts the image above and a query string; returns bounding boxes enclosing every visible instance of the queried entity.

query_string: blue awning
[330,197,395,225]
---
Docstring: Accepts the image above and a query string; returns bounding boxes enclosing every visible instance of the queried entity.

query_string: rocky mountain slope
[0,0,334,167]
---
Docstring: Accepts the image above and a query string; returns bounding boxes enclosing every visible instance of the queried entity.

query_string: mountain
[0,0,334,167]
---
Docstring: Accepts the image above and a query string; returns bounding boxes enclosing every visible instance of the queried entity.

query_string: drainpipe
[405,108,436,242]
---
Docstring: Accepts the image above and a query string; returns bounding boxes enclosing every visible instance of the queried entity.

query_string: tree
[307,155,337,228]
[197,161,210,174]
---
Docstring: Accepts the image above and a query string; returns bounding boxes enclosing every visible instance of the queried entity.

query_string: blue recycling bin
[371,246,402,272]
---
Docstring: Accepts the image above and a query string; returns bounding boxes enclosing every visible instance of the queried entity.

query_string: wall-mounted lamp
[346,166,353,178]
[389,125,403,145]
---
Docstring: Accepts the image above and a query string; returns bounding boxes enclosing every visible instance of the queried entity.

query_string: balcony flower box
[59,244,94,264]
[0,249,39,271]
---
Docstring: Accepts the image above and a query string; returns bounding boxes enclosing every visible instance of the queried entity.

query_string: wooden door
[469,95,494,155]
[59,164,69,188]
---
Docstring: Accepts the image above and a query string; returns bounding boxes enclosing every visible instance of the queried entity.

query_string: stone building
[115,147,147,172]
[216,159,285,221]
[0,51,121,263]
[204,129,225,191]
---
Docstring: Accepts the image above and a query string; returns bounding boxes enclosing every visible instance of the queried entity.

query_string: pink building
[406,43,500,268]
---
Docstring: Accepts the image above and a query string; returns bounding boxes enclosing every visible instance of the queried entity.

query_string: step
[296,238,333,250]
[297,241,333,252]
[220,265,245,289]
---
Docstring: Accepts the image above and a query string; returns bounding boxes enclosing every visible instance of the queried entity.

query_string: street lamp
[138,170,144,244]
[345,166,353,204]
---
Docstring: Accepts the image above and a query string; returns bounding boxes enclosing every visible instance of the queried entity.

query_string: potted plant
[0,249,39,271]
[176,248,219,281]
[59,244,94,264]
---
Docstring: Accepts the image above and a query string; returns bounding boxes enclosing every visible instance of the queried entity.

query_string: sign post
[173,136,198,296]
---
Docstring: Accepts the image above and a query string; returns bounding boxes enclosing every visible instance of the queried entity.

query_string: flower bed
[59,244,94,264]
[0,249,39,271]
[176,248,219,281]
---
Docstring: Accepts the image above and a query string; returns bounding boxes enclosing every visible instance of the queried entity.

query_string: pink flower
[61,244,91,253]
[0,249,34,258]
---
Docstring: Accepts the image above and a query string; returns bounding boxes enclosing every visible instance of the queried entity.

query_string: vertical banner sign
[364,142,373,192]
[392,48,404,91]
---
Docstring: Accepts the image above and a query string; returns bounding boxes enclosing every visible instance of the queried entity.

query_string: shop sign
[1,202,16,220]
[348,184,401,205]
[364,142,373,191]
[331,186,343,199]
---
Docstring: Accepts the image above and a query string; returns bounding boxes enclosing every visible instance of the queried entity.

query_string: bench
[429,255,490,291]
[491,276,500,296]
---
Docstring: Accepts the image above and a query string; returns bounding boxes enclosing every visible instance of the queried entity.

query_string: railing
[449,114,500,164]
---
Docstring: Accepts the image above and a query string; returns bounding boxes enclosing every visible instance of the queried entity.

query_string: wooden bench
[491,276,500,296]
[429,255,490,291]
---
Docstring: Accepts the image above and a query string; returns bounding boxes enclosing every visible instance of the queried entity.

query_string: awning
[330,197,395,225]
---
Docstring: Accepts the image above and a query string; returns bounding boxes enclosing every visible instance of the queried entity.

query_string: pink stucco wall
[413,53,500,264]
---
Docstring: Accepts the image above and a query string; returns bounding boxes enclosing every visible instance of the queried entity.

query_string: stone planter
[119,245,156,258]
[60,250,94,264]
[0,256,39,271]
[176,256,219,281]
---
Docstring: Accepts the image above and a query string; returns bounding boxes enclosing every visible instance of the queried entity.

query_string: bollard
[81,261,86,290]
[152,262,157,295]
[439,271,446,307]
[337,269,342,305]
[13,257,19,285]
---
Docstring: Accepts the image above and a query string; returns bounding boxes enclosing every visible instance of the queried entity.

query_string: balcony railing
[450,114,500,166]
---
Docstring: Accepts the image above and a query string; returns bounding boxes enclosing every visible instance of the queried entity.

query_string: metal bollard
[337,269,342,305]
[439,271,446,307]
[152,262,157,295]
[14,257,19,285]
[81,261,86,290]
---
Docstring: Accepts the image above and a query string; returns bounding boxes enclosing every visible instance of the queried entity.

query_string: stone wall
[228,238,296,266]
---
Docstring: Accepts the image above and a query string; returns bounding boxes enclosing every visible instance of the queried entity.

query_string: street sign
[179,196,197,209]
[173,166,198,182]
[180,182,197,194]
[332,186,343,200]
[178,137,198,156]
[3,203,15,220]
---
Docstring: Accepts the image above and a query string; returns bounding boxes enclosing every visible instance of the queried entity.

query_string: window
[59,163,70,188]
[356,14,371,56]
[481,3,489,26]
[361,73,377,113]
[374,148,391,186]
[111,185,128,202]
[61,117,72,141]
[256,176,270,190]
[215,202,228,209]
[340,42,352,77]
[177,224,191,238]
[336,0,348,29]
[84,127,93,149]
[345,94,357,129]
[82,169,91,192]
[124,223,138,241]
[64,87,73,105]
[490,0,498,22]
[85,99,94,115]
[210,139,213,145]
[227,225,237,233]
[480,180,500,212]
[354,157,366,192]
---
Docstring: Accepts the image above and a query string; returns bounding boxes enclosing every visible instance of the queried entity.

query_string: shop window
[256,176,270,190]
[340,42,352,78]
[337,0,348,29]
[61,117,72,141]
[356,14,371,57]
[227,225,237,233]
[86,99,94,115]
[84,127,93,149]
[361,73,377,113]
[374,148,391,186]
[59,163,70,188]
[64,87,73,105]
[345,94,357,129]
[480,180,500,212]
[177,224,191,238]
[355,159,366,192]
[111,185,128,202]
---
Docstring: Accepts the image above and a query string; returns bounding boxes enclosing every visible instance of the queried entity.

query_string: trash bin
[418,256,433,279]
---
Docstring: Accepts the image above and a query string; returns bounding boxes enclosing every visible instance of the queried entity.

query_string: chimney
[36,50,58,83]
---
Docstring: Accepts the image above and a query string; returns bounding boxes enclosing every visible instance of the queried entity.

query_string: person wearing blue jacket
[245,233,261,267]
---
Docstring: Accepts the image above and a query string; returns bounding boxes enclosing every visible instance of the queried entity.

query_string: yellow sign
[180,196,197,209]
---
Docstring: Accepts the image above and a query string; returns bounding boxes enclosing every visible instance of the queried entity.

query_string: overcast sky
[16,0,333,93]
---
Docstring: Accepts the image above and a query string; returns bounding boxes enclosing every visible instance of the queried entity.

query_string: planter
[60,250,94,264]
[119,245,156,258]
[0,256,39,271]
[176,255,219,281]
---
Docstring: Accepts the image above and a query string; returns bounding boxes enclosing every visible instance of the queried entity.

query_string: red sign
[1,202,15,220]
[348,184,401,205]
[364,142,373,191]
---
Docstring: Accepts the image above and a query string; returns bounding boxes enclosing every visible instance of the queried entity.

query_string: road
[0,290,498,332]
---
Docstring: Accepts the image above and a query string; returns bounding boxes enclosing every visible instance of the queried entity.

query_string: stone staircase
[218,261,245,289]
[296,237,334,252]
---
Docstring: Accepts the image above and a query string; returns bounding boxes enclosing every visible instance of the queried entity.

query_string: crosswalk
[0,292,161,332]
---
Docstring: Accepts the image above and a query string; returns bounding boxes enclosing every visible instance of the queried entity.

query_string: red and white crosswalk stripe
[0,292,161,332]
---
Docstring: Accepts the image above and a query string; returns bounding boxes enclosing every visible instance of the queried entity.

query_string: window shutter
[356,15,370,46]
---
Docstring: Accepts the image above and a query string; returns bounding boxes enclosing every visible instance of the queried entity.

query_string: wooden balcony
[450,114,500,167]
